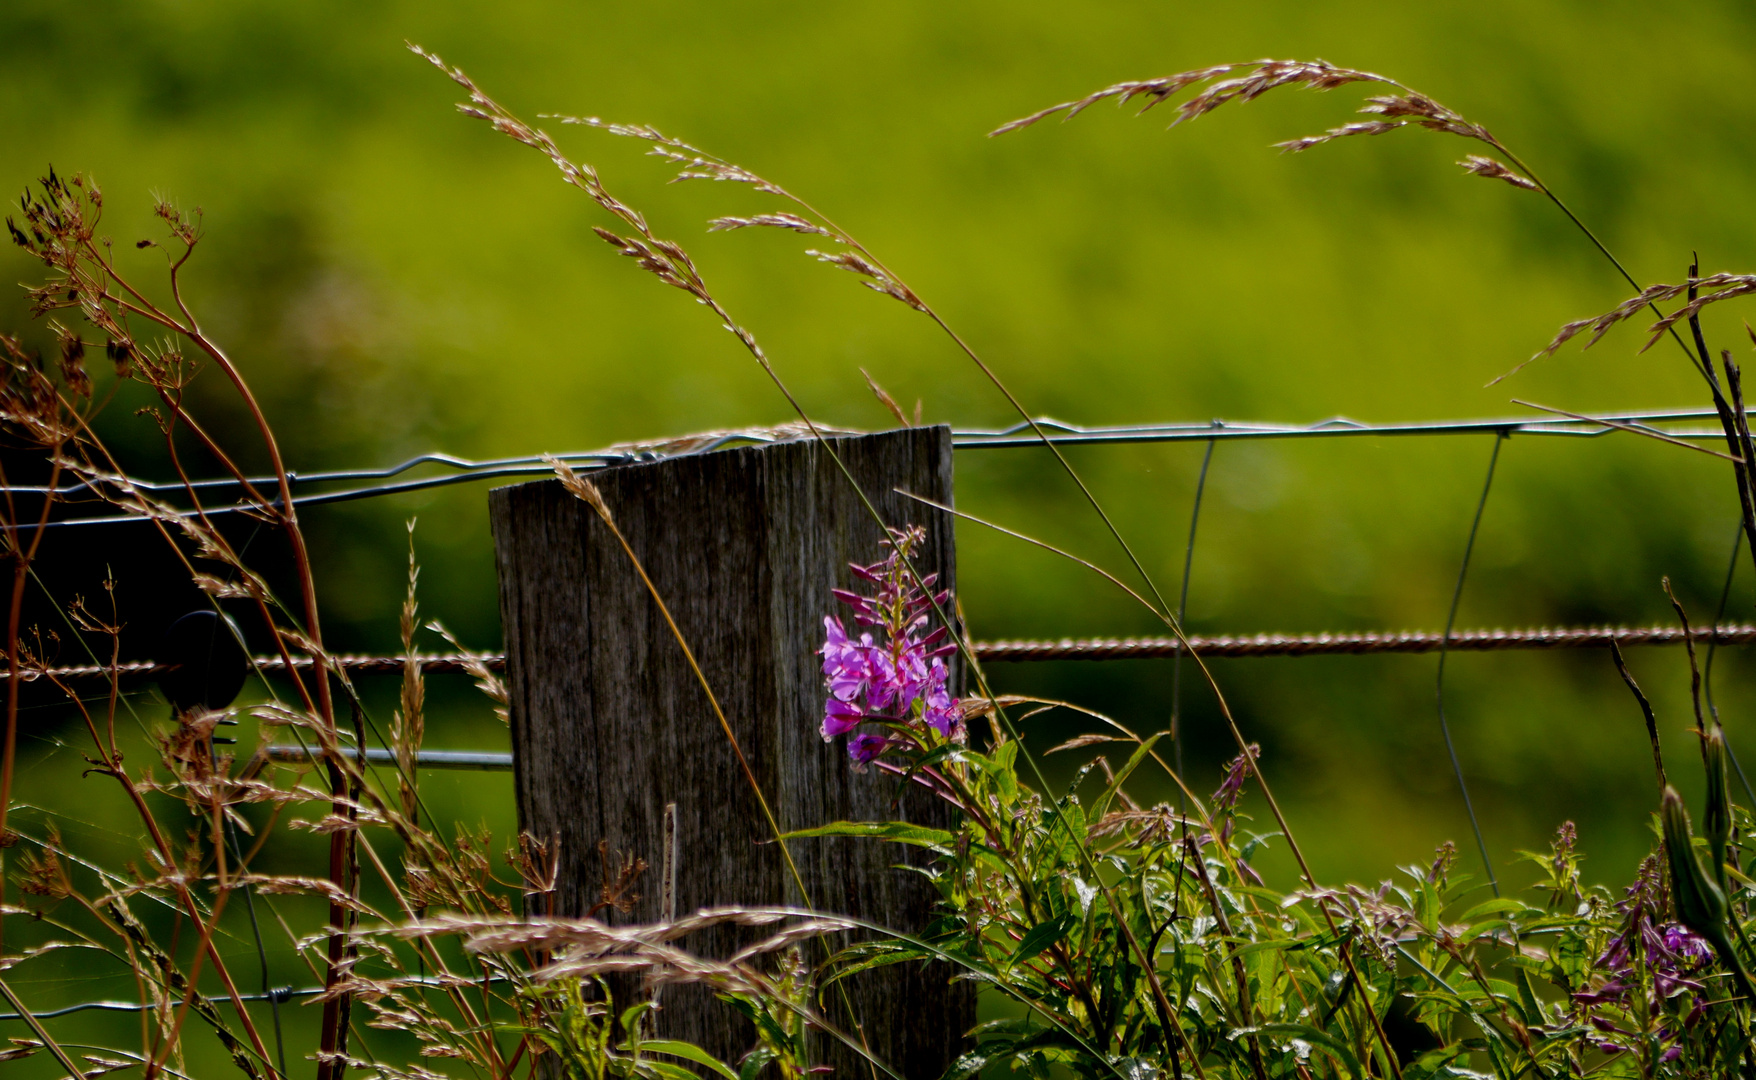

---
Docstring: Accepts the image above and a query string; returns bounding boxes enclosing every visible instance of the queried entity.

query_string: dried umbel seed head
[104,337,133,379]
[53,323,89,399]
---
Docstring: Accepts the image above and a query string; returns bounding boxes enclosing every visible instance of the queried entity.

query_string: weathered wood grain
[490,426,972,1074]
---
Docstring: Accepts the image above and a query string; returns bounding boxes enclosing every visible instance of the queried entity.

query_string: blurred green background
[6,0,1756,1071]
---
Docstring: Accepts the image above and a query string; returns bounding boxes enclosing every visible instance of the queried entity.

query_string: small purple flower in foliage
[922,659,958,736]
[1572,854,1710,1059]
[822,695,864,740]
[817,525,963,765]
[1207,744,1260,847]
[846,733,893,770]
[1662,923,1711,965]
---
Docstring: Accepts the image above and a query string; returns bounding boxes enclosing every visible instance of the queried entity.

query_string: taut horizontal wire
[0,974,507,1023]
[11,622,1752,684]
[9,407,1728,530]
[974,622,1756,660]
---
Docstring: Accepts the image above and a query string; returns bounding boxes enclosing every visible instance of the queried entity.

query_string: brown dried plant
[0,168,571,1080]
[390,520,425,825]
[992,59,1531,190]
[1535,275,1756,361]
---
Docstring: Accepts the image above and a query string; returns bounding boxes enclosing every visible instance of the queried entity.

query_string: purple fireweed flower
[1571,855,1712,1060]
[846,733,893,770]
[922,659,958,736]
[1662,923,1711,964]
[1207,744,1260,847]
[822,694,864,740]
[817,526,964,763]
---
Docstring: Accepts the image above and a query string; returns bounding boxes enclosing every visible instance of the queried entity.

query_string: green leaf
[1232,938,1304,959]
[822,944,925,987]
[1457,918,1510,943]
[634,1039,739,1080]
[619,1001,653,1039]
[945,1050,995,1080]
[1013,912,1077,963]
[779,820,956,851]
[1246,1023,1363,1079]
[1456,897,1528,922]
[737,1047,777,1080]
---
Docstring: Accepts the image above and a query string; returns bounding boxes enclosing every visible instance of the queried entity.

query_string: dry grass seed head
[423,618,509,723]
[1459,154,1540,191]
[542,454,612,523]
[1513,273,1756,385]
[998,58,1539,195]
[708,212,832,237]
[991,59,1389,136]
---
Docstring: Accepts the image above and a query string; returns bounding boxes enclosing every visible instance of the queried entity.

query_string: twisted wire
[10,623,1753,684]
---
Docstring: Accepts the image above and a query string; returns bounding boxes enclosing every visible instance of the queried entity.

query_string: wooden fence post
[489,426,973,1074]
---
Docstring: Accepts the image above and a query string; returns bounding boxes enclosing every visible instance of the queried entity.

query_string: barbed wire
[11,621,1751,685]
[8,406,1729,530]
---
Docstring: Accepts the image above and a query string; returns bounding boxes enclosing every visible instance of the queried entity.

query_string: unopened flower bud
[1663,786,1728,935]
[1662,786,1756,1001]
[1705,726,1733,892]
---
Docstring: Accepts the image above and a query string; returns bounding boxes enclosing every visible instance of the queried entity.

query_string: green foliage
[767,720,1756,1076]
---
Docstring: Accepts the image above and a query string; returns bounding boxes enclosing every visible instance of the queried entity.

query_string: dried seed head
[104,337,133,379]
[52,323,89,399]
[1275,120,1408,153]
[1501,272,1756,385]
[806,249,926,312]
[544,454,612,523]
[707,212,832,237]
[861,368,912,428]
[1458,155,1539,192]
[993,59,1391,138]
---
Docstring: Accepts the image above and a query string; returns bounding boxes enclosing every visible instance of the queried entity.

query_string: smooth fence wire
[14,402,1756,909]
[5,407,1735,530]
